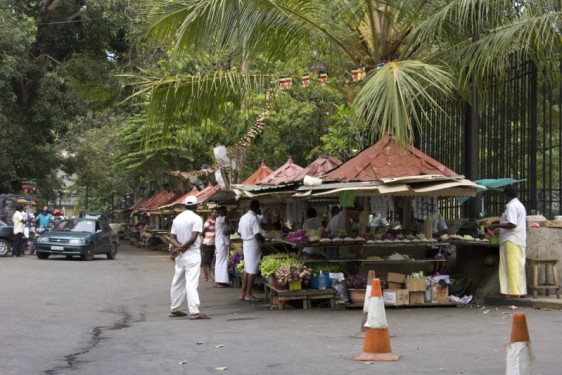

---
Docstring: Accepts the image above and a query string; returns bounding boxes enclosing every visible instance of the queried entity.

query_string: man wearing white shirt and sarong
[237,199,264,302]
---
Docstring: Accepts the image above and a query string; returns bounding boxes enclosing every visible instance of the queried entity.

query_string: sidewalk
[485,294,562,310]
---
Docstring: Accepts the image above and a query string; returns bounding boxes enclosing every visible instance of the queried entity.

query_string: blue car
[35,218,119,260]
[0,220,14,256]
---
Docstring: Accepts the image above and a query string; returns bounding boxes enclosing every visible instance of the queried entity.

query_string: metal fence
[417,53,562,219]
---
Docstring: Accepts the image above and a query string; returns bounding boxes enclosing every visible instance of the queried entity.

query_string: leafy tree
[135,0,561,151]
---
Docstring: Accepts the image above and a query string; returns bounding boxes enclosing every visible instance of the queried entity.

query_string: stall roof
[159,187,199,209]
[242,160,273,185]
[258,156,304,185]
[295,175,484,198]
[296,154,342,180]
[196,184,221,203]
[144,191,179,212]
[322,134,457,182]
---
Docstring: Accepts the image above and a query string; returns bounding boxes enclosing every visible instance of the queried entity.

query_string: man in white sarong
[237,199,264,302]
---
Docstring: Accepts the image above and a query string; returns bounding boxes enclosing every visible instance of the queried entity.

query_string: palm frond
[123,69,274,144]
[354,60,455,147]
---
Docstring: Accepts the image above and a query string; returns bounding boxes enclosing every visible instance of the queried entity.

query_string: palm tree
[133,0,561,147]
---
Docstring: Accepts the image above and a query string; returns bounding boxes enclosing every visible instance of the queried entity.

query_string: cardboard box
[383,289,409,306]
[431,284,449,304]
[387,282,403,289]
[406,278,426,291]
[409,291,425,304]
[387,272,406,284]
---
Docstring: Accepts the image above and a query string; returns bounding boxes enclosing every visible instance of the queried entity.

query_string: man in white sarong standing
[237,199,264,302]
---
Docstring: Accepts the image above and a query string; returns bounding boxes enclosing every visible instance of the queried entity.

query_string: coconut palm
[133,0,561,147]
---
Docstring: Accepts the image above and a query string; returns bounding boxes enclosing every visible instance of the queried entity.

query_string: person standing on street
[35,206,53,230]
[237,199,264,302]
[168,196,211,320]
[201,207,218,282]
[12,204,26,257]
[489,186,528,298]
[214,206,231,287]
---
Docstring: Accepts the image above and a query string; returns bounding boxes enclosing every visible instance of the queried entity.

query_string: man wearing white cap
[168,195,211,319]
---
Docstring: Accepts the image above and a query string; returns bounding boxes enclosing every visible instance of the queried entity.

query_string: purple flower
[345,274,368,289]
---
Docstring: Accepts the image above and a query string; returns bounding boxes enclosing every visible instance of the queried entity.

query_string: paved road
[1,244,561,374]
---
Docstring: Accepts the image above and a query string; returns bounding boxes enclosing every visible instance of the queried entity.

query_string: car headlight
[37,237,49,243]
[69,239,86,245]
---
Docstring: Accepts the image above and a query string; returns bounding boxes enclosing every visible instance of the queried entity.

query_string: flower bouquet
[228,250,244,275]
[275,263,312,291]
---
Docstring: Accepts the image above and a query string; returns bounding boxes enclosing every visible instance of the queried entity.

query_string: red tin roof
[242,160,273,185]
[258,156,304,185]
[322,134,458,182]
[163,187,200,208]
[296,154,342,180]
[144,191,179,211]
[196,184,221,203]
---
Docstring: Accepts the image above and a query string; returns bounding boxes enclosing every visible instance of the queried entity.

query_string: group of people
[166,185,530,320]
[11,204,64,257]
[167,197,264,320]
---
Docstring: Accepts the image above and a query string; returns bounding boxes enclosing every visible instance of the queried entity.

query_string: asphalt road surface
[1,244,561,374]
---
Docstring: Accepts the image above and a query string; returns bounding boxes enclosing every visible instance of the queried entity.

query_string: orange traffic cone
[354,279,400,361]
[353,270,376,338]
[506,313,538,374]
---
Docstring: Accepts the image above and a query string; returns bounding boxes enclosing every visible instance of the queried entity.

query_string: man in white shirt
[168,196,211,319]
[489,186,527,297]
[326,206,346,233]
[12,203,26,257]
[237,199,264,302]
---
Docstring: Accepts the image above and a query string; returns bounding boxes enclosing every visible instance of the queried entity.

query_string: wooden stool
[526,258,561,299]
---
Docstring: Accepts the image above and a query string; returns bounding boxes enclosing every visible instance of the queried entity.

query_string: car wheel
[81,245,95,261]
[0,239,10,257]
[36,252,50,259]
[107,243,118,260]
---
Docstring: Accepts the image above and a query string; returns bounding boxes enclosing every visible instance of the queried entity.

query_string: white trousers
[214,242,230,283]
[170,250,201,314]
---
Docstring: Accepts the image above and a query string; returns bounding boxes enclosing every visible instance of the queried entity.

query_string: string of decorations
[168,64,385,180]
[168,89,276,180]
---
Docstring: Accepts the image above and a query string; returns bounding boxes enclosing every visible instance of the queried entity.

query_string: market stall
[235,135,483,308]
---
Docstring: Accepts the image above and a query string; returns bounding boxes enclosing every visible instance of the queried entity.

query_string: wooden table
[264,284,336,310]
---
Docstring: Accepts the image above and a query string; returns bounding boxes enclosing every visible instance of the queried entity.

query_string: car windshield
[57,219,96,233]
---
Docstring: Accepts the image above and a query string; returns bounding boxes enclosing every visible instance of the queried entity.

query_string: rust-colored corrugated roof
[163,187,200,208]
[130,197,149,212]
[242,160,273,185]
[296,154,342,180]
[196,184,221,203]
[145,191,179,211]
[258,156,304,185]
[322,134,458,182]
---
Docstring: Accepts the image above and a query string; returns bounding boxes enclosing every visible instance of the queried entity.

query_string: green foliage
[259,253,299,278]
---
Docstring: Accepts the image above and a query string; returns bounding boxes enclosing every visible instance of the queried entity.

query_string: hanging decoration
[168,88,276,180]
[301,72,310,88]
[352,66,366,82]
[319,71,328,86]
[279,75,292,91]
[359,66,366,80]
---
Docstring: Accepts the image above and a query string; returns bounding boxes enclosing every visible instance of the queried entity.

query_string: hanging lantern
[279,75,292,91]
[351,68,360,82]
[301,72,310,88]
[319,71,328,86]
[359,66,366,80]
